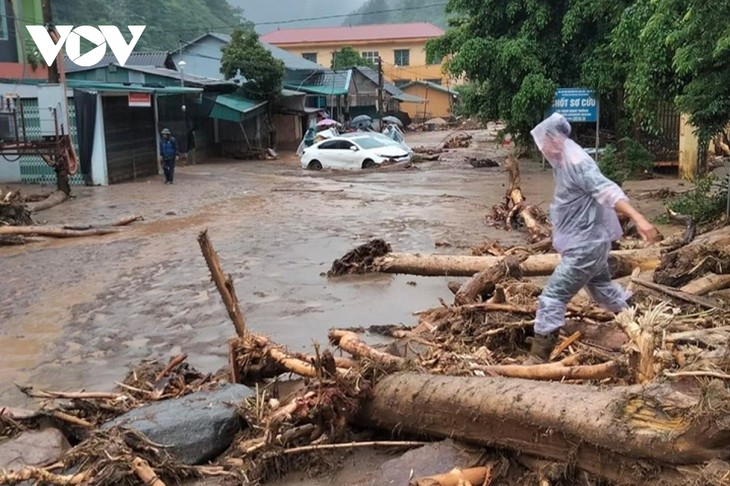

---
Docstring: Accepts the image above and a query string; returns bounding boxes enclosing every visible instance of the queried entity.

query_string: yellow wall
[400,83,453,121]
[274,40,445,84]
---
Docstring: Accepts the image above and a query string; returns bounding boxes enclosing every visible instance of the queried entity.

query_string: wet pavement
[0,128,671,406]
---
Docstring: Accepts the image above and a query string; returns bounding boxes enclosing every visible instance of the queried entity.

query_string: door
[315,139,341,169]
[337,140,363,169]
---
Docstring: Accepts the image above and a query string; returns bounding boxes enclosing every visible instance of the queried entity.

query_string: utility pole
[377,56,384,117]
[41,0,59,83]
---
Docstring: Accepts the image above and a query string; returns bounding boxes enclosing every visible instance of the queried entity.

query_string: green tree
[221,29,285,148]
[426,0,571,147]
[221,29,285,102]
[331,46,375,70]
[669,0,730,144]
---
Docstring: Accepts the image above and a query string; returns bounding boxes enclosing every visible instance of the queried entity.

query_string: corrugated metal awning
[208,94,268,123]
[66,80,203,96]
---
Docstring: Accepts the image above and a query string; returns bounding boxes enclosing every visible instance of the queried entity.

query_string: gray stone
[102,384,253,465]
[0,428,70,471]
[369,439,484,486]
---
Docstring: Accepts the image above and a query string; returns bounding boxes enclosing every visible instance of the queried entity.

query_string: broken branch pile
[6,226,730,486]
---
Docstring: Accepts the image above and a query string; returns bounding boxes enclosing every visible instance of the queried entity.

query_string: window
[394,49,410,66]
[302,52,318,63]
[0,0,8,41]
[318,140,340,150]
[361,51,379,64]
[394,79,411,88]
[425,79,442,86]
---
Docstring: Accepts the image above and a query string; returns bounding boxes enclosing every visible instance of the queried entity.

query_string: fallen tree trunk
[680,273,730,295]
[454,254,527,306]
[359,374,730,485]
[374,247,662,277]
[0,225,121,238]
[25,190,68,213]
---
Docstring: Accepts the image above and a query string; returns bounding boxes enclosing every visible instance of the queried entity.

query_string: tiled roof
[63,51,170,73]
[261,22,444,45]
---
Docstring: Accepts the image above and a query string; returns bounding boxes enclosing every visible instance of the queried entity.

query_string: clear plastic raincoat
[530,113,631,335]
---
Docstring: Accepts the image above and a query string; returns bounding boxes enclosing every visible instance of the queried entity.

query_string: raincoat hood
[531,113,577,167]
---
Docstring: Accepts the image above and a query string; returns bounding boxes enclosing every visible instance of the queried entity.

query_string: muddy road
[0,128,672,406]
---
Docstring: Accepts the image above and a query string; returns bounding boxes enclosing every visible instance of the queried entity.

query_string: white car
[300,135,411,171]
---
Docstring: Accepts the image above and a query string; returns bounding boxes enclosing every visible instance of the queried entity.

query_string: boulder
[0,428,70,471]
[369,439,483,486]
[102,384,253,465]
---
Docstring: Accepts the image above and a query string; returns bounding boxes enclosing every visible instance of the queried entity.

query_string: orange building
[261,22,447,86]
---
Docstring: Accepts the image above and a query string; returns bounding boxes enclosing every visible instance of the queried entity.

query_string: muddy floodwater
[0,129,673,406]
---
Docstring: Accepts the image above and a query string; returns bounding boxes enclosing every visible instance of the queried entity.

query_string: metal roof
[401,80,458,96]
[66,80,202,95]
[350,66,425,103]
[178,32,324,72]
[285,70,351,96]
[208,94,268,122]
[261,22,444,45]
[120,65,232,86]
[63,51,171,73]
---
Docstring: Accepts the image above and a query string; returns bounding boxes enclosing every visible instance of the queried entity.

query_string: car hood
[375,146,409,157]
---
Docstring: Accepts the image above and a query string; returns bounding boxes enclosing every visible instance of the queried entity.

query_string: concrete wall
[400,84,452,121]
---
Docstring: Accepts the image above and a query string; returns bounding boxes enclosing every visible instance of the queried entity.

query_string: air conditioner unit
[0,112,17,141]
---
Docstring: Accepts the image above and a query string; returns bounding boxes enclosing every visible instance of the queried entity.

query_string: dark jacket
[160,136,178,161]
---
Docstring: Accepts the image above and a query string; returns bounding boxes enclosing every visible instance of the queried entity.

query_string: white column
[90,93,108,186]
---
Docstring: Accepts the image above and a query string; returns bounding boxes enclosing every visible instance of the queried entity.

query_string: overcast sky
[232,0,368,33]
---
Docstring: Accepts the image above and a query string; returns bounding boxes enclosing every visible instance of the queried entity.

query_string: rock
[0,428,70,471]
[102,384,253,465]
[369,439,483,486]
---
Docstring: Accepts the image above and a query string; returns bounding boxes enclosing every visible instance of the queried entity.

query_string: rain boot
[524,332,558,365]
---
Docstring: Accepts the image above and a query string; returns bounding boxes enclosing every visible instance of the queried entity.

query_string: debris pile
[441,132,472,149]
[3,198,730,485]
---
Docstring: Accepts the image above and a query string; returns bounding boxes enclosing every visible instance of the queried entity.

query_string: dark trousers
[163,158,175,182]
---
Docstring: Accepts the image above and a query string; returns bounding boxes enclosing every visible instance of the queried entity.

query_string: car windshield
[352,137,387,150]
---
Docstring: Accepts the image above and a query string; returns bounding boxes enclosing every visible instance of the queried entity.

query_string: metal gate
[18,98,84,185]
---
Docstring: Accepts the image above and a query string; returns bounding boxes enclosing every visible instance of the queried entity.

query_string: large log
[359,374,730,485]
[374,247,662,277]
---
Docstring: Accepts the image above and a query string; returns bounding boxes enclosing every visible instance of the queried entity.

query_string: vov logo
[26,26,146,68]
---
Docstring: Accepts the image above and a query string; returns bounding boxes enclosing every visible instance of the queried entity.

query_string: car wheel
[308,160,323,171]
[362,159,376,169]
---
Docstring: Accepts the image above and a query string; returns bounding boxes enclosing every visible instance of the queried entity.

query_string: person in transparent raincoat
[525,113,660,363]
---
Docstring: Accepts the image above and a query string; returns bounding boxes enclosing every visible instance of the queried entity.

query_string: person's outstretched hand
[636,217,661,244]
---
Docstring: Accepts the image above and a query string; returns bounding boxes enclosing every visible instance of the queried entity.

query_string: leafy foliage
[666,174,728,224]
[598,138,654,186]
[331,47,375,70]
[220,30,285,102]
[53,0,253,51]
[429,0,730,152]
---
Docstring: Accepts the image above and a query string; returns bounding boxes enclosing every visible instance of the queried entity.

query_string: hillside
[343,0,448,28]
[53,0,253,51]
[228,0,368,34]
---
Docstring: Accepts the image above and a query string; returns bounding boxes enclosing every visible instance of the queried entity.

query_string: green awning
[208,94,268,123]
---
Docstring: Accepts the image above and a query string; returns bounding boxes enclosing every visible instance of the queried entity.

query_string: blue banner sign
[546,88,598,123]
